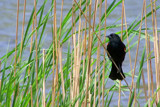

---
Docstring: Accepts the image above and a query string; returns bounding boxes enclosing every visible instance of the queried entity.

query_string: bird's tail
[109,63,125,80]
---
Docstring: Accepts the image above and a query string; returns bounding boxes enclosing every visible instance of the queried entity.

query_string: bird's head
[106,33,121,41]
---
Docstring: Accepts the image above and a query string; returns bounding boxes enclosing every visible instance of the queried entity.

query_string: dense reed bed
[0,0,160,106]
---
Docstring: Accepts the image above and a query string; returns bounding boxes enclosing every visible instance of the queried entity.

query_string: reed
[85,2,92,106]
[144,0,151,106]
[0,0,160,106]
[33,0,39,106]
[98,0,102,106]
[102,0,107,106]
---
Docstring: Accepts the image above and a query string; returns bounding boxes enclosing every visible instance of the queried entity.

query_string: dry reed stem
[128,0,145,105]
[72,5,76,103]
[150,0,159,103]
[19,0,26,62]
[89,59,93,107]
[118,81,121,107]
[121,0,124,40]
[93,65,97,107]
[78,21,84,106]
[141,69,148,102]
[153,0,160,102]
[85,3,92,107]
[78,38,83,107]
[33,0,39,106]
[14,0,19,102]
[82,0,87,82]
[52,0,56,106]
[102,0,107,106]
[73,31,76,105]
[59,47,65,100]
[123,1,133,73]
[69,42,73,106]
[70,3,76,106]
[123,3,133,102]
[92,1,98,107]
[75,1,82,105]
[148,36,154,98]
[42,49,46,107]
[54,0,60,105]
[17,0,26,101]
[98,0,102,106]
[119,0,124,106]
[69,39,73,106]
[72,4,76,101]
[59,57,64,101]
[93,0,98,28]
[58,0,63,43]
[58,0,65,101]
[144,0,151,106]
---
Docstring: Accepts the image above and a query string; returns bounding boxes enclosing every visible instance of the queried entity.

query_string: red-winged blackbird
[106,33,126,80]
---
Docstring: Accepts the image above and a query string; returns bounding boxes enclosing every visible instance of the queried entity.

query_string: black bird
[106,33,126,80]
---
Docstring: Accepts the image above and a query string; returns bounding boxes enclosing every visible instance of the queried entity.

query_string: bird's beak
[106,35,111,39]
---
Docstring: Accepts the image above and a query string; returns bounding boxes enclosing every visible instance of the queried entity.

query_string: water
[0,0,160,106]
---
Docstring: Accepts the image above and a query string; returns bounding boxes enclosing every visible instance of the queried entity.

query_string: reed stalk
[123,1,133,73]
[69,39,73,107]
[70,3,76,106]
[144,0,151,106]
[150,0,159,103]
[33,0,39,106]
[85,2,92,106]
[59,0,65,101]
[54,0,60,105]
[52,0,56,106]
[59,47,65,100]
[102,0,107,106]
[153,0,160,102]
[75,0,82,106]
[92,1,98,107]
[148,35,154,99]
[19,0,26,62]
[82,0,87,83]
[89,59,93,107]
[98,0,102,106]
[14,0,19,103]
[128,0,145,105]
[141,69,148,102]
[121,0,124,40]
